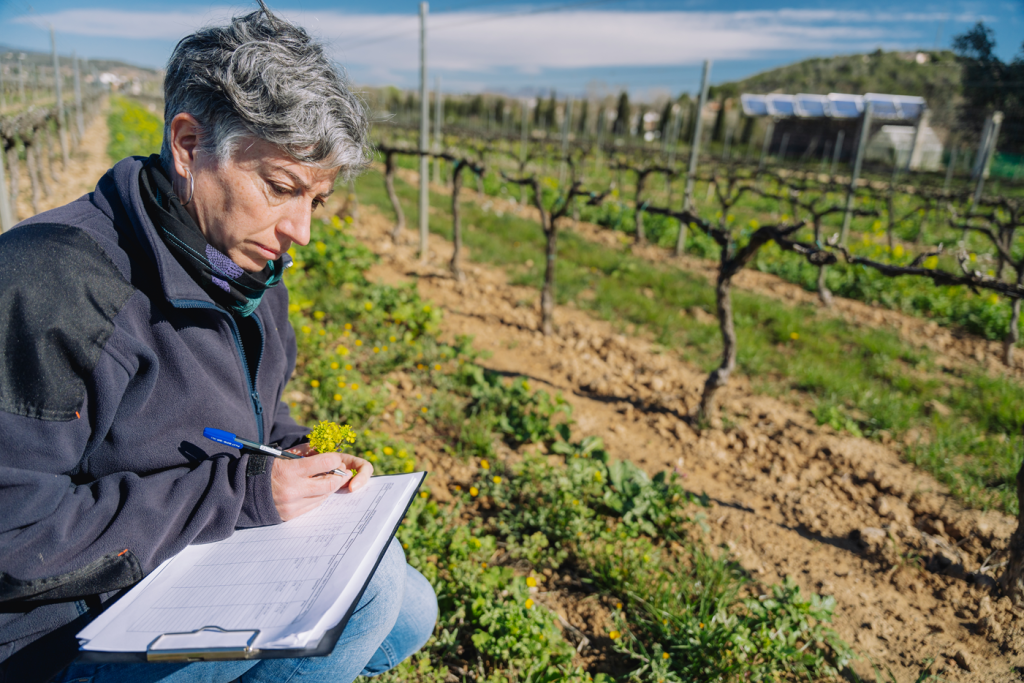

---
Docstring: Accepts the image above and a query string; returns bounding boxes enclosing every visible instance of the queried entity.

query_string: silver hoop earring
[181,168,195,207]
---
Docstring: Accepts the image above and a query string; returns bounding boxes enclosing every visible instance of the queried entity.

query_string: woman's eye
[269,183,291,196]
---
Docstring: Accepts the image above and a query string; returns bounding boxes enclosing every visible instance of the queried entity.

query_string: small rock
[924,400,952,418]
[819,580,836,596]
[977,596,994,618]
[953,649,972,672]
[976,616,1002,639]
[921,517,946,537]
[856,527,888,554]
[873,496,893,518]
[873,496,914,524]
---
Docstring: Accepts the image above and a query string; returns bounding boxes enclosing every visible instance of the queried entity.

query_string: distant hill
[715,49,964,130]
[0,45,159,76]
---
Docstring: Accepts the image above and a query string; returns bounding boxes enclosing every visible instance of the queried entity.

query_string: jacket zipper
[171,299,266,443]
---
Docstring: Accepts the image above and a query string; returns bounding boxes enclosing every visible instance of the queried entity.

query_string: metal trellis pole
[676,59,711,257]
[840,102,873,246]
[418,2,430,261]
[432,76,442,185]
[973,111,1003,205]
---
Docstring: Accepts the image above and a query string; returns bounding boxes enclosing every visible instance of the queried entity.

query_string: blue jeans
[55,539,437,683]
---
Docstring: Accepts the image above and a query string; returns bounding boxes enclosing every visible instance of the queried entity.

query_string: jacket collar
[107,156,220,308]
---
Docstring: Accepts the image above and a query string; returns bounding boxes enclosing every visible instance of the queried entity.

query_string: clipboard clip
[146,626,261,662]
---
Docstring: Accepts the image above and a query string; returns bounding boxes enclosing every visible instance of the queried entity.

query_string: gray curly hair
[160,8,370,176]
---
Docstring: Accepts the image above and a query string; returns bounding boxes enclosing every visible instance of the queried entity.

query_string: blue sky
[1,0,1022,98]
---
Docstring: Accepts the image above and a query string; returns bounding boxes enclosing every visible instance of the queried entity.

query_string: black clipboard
[76,471,426,664]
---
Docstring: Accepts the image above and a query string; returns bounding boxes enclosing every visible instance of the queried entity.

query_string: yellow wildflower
[351,383,359,390]
[383,446,394,455]
[307,421,357,454]
[470,486,479,497]
[333,393,342,401]
[526,576,537,587]
[609,630,621,640]
[330,362,339,369]
[492,476,502,484]
[525,598,534,609]
[310,380,320,388]
[364,302,373,311]
[354,340,362,347]
[313,311,325,320]
[480,459,490,470]
[790,332,799,340]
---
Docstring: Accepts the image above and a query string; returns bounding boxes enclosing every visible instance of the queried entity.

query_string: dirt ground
[350,198,1024,682]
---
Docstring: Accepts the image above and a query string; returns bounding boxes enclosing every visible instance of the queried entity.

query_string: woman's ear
[168,113,201,179]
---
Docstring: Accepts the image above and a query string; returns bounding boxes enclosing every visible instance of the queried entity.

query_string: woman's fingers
[270,448,376,520]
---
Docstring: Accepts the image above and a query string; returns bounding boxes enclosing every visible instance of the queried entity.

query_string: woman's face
[169,114,338,272]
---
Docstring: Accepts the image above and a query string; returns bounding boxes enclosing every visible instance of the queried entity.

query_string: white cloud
[10,6,948,72]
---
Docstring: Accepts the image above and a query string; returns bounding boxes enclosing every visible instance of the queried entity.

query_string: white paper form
[78,472,424,654]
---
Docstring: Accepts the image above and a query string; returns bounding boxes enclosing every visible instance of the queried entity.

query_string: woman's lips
[253,242,281,259]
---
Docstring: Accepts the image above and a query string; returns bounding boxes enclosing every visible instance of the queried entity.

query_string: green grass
[107,95,162,162]
[356,165,1024,515]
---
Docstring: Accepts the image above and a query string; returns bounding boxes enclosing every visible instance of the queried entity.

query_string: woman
[0,6,437,683]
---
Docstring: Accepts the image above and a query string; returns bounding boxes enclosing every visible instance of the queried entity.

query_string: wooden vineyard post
[558,98,573,186]
[50,27,69,169]
[6,139,19,221]
[73,53,84,140]
[676,59,711,257]
[0,134,12,232]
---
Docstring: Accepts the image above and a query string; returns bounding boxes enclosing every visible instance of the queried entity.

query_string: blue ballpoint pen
[203,428,353,477]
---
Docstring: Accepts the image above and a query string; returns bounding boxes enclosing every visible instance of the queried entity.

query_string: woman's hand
[270,444,374,521]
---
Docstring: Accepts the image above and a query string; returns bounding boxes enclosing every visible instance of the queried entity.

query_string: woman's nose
[278,205,312,247]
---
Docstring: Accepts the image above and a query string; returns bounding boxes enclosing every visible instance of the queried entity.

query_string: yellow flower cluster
[308,420,357,454]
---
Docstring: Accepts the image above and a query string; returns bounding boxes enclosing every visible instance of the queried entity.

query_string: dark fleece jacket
[0,156,310,674]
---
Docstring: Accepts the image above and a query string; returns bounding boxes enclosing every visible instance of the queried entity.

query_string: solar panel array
[740,93,926,121]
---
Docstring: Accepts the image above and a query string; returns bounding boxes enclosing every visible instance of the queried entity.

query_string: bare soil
[391,164,1024,380]
[351,198,1024,682]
